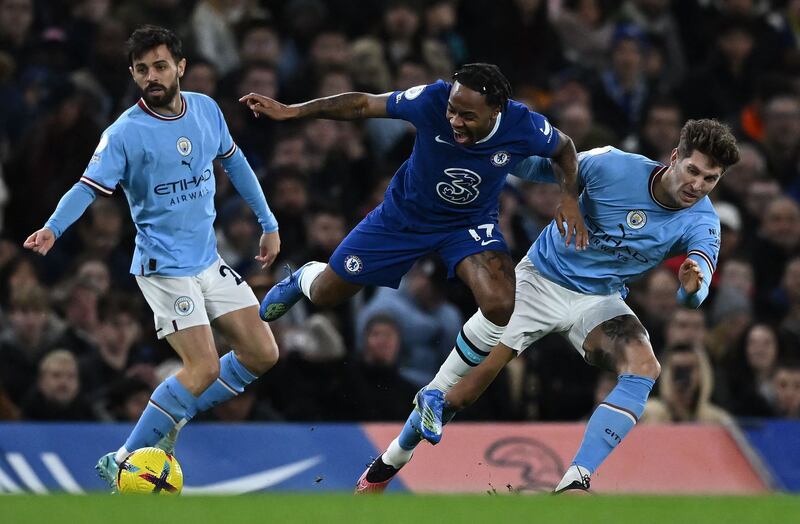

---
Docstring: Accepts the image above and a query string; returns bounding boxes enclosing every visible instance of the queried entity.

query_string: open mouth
[452,129,469,144]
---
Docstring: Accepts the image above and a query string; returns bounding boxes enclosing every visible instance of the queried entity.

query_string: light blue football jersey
[382,80,558,230]
[515,146,721,296]
[81,92,239,277]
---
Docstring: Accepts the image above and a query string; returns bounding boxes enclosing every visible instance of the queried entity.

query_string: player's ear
[177,58,186,78]
[670,148,678,165]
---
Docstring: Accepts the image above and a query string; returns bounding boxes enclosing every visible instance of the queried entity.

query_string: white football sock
[298,261,326,299]
[382,438,414,468]
[428,310,505,392]
[114,446,131,465]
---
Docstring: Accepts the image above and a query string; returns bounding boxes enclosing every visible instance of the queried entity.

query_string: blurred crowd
[1,0,800,425]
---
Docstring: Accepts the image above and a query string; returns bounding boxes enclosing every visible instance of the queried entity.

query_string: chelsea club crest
[344,255,363,275]
[176,137,192,156]
[626,210,647,229]
[491,151,510,167]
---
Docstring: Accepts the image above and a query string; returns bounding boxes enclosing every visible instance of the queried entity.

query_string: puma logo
[181,157,193,170]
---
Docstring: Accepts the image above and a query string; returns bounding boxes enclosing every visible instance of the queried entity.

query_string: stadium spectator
[625,96,682,165]
[236,19,282,69]
[717,142,767,208]
[0,284,65,404]
[356,257,462,387]
[515,177,563,244]
[423,0,468,66]
[265,167,309,260]
[79,293,152,399]
[20,348,95,421]
[0,0,34,67]
[347,314,418,421]
[103,376,152,422]
[725,323,785,417]
[678,16,759,122]
[663,307,707,354]
[759,92,800,188]
[181,58,219,98]
[642,344,733,424]
[266,314,349,421]
[549,0,614,72]
[636,267,680,354]
[551,100,617,152]
[772,360,800,418]
[190,0,244,76]
[752,196,800,318]
[778,257,800,347]
[618,0,687,91]
[590,24,653,139]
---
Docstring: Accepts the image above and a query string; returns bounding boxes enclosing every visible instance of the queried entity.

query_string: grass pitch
[1,493,797,524]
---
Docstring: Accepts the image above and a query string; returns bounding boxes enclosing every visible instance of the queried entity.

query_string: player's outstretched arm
[239,92,390,121]
[550,129,588,251]
[445,343,516,411]
[23,228,56,256]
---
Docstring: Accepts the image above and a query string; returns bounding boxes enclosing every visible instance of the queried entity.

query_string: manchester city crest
[174,296,195,316]
[626,210,647,229]
[344,255,363,275]
[491,151,510,167]
[176,136,192,156]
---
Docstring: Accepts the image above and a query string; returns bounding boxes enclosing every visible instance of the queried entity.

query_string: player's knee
[627,341,660,380]
[479,293,515,326]
[192,360,220,391]
[254,340,279,373]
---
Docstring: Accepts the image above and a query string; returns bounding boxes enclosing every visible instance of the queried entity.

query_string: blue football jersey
[81,92,239,277]
[382,80,558,230]
[517,146,721,296]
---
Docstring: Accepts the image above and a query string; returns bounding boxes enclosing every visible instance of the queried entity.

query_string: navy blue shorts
[328,207,508,288]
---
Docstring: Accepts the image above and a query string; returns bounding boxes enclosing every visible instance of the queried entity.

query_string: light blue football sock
[398,410,423,450]
[572,374,655,474]
[195,352,259,412]
[123,375,198,452]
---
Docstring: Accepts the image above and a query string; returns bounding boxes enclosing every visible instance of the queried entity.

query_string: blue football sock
[195,352,259,412]
[123,375,198,452]
[572,374,655,474]
[398,410,423,450]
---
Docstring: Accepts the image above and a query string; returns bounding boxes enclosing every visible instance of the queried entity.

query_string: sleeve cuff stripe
[218,143,237,159]
[80,176,114,195]
[688,250,715,273]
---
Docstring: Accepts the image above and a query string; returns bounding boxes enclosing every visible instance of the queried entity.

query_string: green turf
[1,494,798,524]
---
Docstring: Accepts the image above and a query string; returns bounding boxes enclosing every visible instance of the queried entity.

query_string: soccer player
[357,119,740,493]
[23,26,281,491]
[239,62,587,392]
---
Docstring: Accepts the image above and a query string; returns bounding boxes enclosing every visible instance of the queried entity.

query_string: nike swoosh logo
[183,455,323,494]
[435,135,455,147]
[481,239,500,246]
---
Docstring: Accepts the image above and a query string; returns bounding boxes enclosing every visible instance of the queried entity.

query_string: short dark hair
[126,25,183,65]
[677,119,740,172]
[452,63,512,110]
